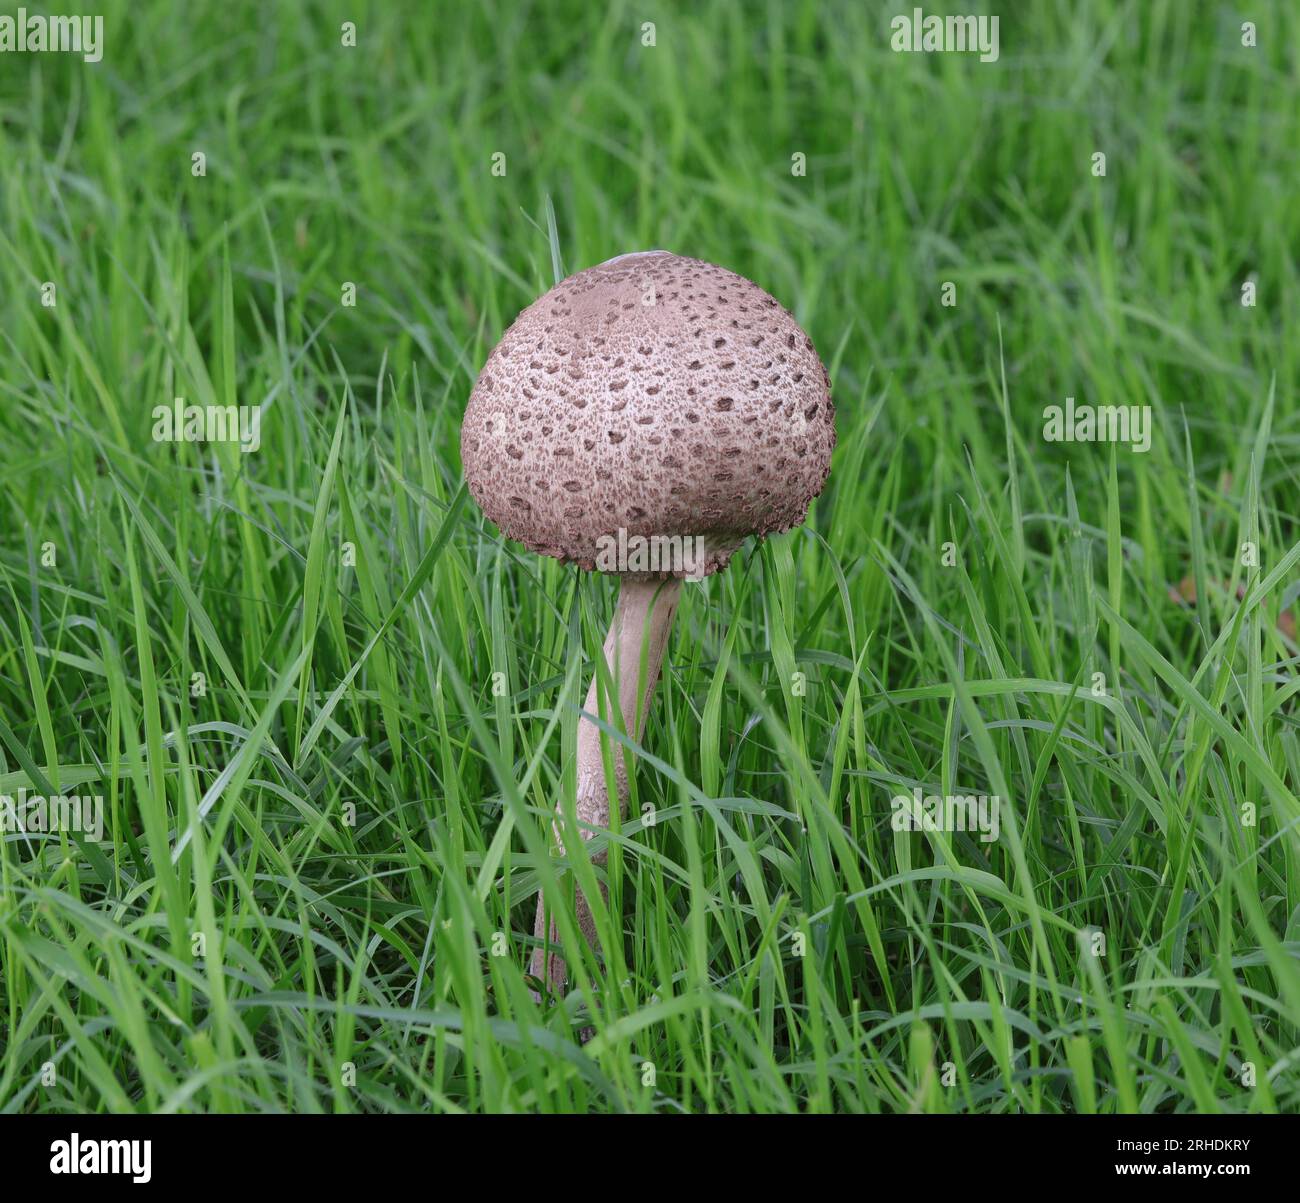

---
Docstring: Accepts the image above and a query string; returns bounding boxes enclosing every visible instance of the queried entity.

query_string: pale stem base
[530,576,682,995]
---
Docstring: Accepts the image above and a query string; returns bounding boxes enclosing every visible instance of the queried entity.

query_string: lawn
[1,0,1298,1113]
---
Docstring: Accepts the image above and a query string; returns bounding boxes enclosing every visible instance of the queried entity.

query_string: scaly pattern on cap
[461,252,835,576]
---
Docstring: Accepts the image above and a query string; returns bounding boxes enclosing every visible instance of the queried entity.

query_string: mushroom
[460,251,836,997]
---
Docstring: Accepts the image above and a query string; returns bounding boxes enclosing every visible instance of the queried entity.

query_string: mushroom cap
[460,251,835,577]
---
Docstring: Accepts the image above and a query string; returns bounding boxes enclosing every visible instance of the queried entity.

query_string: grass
[1,0,1298,1113]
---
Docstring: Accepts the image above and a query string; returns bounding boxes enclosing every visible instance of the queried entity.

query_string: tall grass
[0,0,1297,1112]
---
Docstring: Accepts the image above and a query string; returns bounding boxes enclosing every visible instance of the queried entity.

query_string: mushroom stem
[531,575,682,995]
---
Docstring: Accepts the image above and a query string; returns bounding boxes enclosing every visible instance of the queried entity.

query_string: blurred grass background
[0,0,1298,1112]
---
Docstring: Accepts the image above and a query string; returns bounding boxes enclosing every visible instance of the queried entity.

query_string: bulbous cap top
[460,252,835,576]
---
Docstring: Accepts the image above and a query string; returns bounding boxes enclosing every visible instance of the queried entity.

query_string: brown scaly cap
[460,251,835,576]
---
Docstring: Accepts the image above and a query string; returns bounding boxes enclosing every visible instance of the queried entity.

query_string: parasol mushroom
[460,250,835,997]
